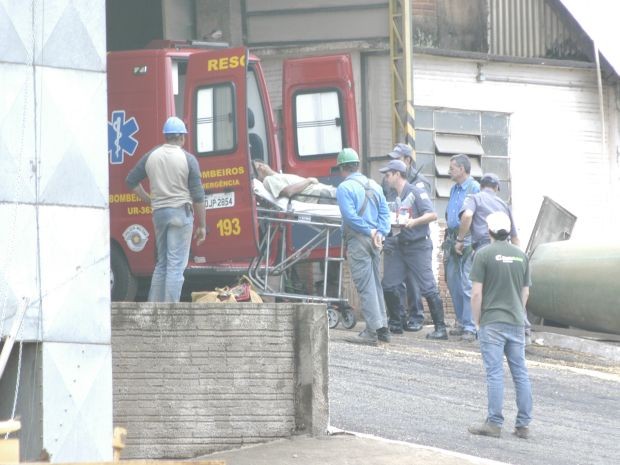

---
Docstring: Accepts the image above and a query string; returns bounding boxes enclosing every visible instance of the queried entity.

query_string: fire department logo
[108,110,139,164]
[123,224,149,252]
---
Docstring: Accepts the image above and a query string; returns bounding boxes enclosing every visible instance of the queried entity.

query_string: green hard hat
[337,148,360,165]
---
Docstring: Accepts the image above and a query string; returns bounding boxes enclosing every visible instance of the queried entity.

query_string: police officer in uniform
[455,173,520,254]
[382,143,432,331]
[380,160,448,340]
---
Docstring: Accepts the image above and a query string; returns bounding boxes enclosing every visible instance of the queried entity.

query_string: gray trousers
[345,233,387,331]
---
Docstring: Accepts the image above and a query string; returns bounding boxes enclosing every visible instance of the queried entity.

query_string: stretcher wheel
[328,306,340,329]
[340,306,357,329]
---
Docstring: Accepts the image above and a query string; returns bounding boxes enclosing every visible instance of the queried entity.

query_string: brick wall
[413,0,438,15]
[111,302,328,459]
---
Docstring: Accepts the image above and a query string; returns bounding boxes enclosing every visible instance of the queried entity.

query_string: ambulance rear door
[184,47,259,264]
[281,54,359,180]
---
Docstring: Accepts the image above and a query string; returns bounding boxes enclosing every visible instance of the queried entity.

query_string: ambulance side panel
[183,47,260,265]
[281,54,359,178]
[108,50,171,277]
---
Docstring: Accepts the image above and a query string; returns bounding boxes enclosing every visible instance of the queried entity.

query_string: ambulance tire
[111,245,138,302]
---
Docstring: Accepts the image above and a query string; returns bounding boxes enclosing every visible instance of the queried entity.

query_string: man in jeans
[126,116,206,302]
[468,211,532,439]
[336,148,391,345]
[444,153,480,341]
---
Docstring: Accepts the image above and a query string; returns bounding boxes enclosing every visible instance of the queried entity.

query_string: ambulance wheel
[327,306,339,329]
[111,245,138,302]
[340,306,357,329]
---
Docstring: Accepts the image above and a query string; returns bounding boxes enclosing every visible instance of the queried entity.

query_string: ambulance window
[194,83,235,155]
[172,60,187,117]
[246,69,268,164]
[294,90,344,157]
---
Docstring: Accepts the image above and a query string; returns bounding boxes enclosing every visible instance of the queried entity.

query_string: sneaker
[449,327,465,336]
[345,329,378,346]
[376,327,392,343]
[513,426,529,439]
[426,327,448,340]
[461,331,477,342]
[468,421,501,438]
[404,321,424,332]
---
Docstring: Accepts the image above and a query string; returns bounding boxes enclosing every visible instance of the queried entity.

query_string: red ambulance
[108,41,358,300]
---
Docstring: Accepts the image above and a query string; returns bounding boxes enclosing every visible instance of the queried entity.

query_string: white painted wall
[413,54,619,244]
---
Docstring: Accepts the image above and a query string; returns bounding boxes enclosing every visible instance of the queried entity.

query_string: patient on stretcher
[253,160,336,203]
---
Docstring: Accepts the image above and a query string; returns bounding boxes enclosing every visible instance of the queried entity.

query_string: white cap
[486,211,511,234]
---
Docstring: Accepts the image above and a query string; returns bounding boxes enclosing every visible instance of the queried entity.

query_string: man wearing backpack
[336,148,392,345]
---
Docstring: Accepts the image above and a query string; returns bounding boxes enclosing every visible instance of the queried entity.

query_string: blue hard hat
[162,116,187,134]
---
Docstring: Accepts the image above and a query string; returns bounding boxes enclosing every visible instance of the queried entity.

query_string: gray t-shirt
[470,240,531,326]
[126,143,204,210]
[460,188,517,244]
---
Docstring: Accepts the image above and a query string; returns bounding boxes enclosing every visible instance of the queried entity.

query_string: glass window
[295,90,344,157]
[246,68,269,163]
[415,130,434,153]
[195,83,235,155]
[414,107,434,129]
[435,110,480,134]
[171,59,187,118]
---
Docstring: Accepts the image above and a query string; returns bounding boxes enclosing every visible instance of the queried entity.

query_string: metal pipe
[528,241,620,334]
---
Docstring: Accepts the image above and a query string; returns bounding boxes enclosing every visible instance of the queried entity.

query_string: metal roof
[560,0,620,75]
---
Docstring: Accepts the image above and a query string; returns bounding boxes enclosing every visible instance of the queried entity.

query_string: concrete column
[0,1,111,462]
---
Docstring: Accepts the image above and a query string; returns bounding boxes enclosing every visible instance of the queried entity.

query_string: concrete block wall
[111,302,328,459]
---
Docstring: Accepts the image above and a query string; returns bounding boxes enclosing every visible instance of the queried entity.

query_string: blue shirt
[446,176,480,231]
[336,172,391,237]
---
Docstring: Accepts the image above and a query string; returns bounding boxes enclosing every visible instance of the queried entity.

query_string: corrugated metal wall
[243,0,388,45]
[489,0,590,59]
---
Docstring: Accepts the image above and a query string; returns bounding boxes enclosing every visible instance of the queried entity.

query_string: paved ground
[328,324,620,465]
[202,324,619,465]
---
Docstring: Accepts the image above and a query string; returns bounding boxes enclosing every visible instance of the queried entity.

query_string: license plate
[205,192,235,209]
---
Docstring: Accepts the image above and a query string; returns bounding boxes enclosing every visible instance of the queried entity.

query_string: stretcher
[248,179,356,329]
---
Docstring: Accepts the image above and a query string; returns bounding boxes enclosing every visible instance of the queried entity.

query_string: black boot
[425,294,448,340]
[383,289,403,334]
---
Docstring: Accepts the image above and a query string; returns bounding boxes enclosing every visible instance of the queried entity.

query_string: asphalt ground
[328,324,620,465]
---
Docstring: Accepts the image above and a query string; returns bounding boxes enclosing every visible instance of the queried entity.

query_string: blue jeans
[479,323,533,428]
[345,233,387,331]
[149,207,193,302]
[445,251,476,332]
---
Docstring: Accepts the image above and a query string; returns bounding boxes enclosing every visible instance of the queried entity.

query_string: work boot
[513,426,530,439]
[384,290,403,334]
[468,421,501,438]
[376,327,392,343]
[425,294,448,340]
[389,324,403,334]
[461,330,477,342]
[404,320,424,332]
[345,328,378,346]
[449,327,465,336]
[426,326,448,340]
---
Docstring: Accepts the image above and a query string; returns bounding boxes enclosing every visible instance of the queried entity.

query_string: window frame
[192,81,238,157]
[292,87,347,160]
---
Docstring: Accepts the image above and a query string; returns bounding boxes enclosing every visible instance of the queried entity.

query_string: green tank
[528,241,620,335]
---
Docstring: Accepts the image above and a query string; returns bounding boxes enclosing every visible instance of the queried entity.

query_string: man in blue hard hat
[126,116,207,302]
[335,148,392,345]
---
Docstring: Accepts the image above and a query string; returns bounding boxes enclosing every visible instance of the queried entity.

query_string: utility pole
[388,0,415,158]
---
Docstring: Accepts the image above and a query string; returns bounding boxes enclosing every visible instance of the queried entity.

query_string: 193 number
[216,218,241,236]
